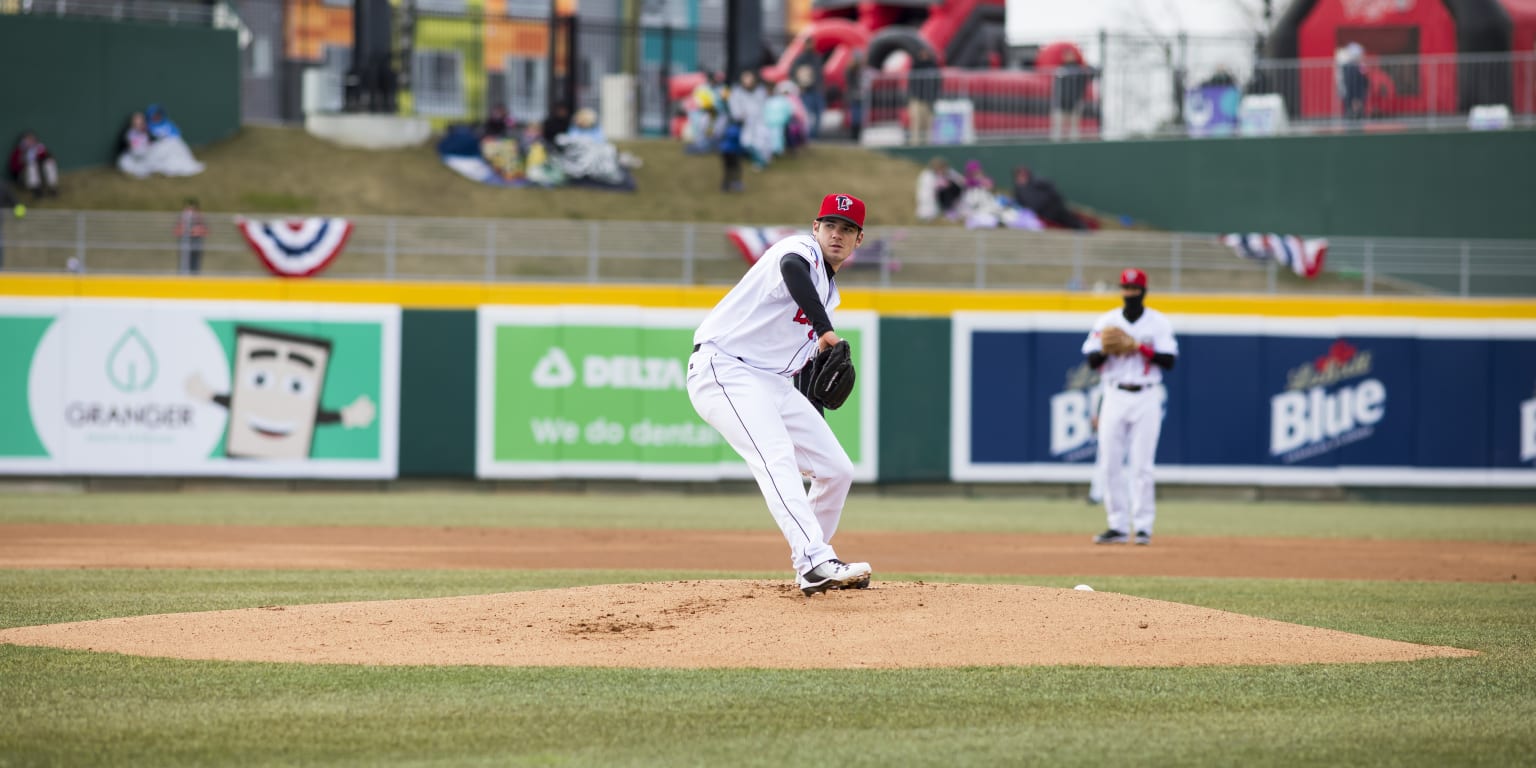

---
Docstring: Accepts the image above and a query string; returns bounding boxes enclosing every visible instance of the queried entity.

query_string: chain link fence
[4,210,1536,297]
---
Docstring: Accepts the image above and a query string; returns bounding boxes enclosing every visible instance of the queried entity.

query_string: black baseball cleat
[797,559,873,596]
[1093,529,1129,544]
[1134,531,1152,546]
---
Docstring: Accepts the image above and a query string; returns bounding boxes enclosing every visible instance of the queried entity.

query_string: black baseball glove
[797,340,857,411]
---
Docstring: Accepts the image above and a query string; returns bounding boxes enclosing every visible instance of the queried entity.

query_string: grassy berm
[52,126,944,226]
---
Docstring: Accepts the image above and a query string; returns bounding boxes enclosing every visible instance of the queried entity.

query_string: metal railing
[865,50,1536,144]
[11,0,1530,143]
[4,210,1535,297]
[4,0,219,24]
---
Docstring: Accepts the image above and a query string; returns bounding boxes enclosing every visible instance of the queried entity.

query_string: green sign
[0,299,399,478]
[477,307,877,481]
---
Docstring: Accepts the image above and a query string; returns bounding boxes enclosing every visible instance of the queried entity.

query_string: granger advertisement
[0,298,400,478]
[476,306,879,481]
[951,312,1536,486]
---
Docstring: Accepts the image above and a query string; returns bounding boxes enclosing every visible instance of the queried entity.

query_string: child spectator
[175,197,208,274]
[117,112,155,179]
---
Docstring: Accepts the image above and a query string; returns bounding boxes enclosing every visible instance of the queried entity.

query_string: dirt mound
[0,581,1476,668]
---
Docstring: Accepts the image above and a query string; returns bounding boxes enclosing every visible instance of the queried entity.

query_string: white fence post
[1170,234,1182,292]
[385,217,397,279]
[587,222,601,283]
[1460,241,1471,297]
[1363,240,1374,296]
[974,233,986,289]
[484,220,497,280]
[75,212,86,271]
[682,224,695,284]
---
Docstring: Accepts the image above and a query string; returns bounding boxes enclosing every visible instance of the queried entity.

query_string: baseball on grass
[1073,584,1094,592]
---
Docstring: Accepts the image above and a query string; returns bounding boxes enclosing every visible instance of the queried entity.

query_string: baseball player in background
[687,193,873,596]
[1081,268,1178,545]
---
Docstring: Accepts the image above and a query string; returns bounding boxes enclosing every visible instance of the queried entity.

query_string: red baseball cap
[817,193,866,229]
[1119,268,1148,288]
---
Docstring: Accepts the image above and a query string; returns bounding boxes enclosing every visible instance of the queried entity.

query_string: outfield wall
[883,130,1536,240]
[2,276,1534,486]
[0,15,241,172]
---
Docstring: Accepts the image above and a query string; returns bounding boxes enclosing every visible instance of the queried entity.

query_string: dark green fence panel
[877,316,952,483]
[0,16,240,172]
[885,130,1536,240]
[399,309,477,478]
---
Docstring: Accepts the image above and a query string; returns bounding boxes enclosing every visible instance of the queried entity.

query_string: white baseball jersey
[694,234,839,375]
[1081,308,1178,388]
[687,231,854,578]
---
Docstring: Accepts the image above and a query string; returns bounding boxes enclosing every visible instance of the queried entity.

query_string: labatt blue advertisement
[952,313,1536,486]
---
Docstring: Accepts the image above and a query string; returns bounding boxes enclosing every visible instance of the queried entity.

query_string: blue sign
[1186,85,1241,138]
[953,314,1536,486]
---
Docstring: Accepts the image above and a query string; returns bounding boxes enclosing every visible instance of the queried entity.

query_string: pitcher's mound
[0,581,1475,668]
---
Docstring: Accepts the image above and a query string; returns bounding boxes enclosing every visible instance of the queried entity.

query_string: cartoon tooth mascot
[185,326,376,459]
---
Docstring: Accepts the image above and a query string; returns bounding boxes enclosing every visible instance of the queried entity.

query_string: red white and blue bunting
[1221,233,1328,279]
[725,226,803,265]
[237,217,354,277]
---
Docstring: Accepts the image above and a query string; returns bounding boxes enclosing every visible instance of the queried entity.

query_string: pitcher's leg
[688,356,835,573]
[783,392,854,543]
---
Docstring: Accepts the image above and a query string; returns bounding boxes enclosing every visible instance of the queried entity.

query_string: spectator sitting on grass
[9,131,59,199]
[142,104,205,176]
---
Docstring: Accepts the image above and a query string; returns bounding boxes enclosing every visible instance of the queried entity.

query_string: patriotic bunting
[1221,233,1329,279]
[237,217,354,277]
[725,226,804,265]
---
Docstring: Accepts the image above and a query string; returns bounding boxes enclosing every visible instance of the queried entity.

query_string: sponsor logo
[532,347,685,391]
[106,328,158,392]
[72,328,192,433]
[1049,363,1101,460]
[29,309,230,464]
[1270,340,1385,462]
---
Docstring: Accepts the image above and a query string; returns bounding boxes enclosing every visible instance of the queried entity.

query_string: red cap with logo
[817,193,866,229]
[1119,268,1148,288]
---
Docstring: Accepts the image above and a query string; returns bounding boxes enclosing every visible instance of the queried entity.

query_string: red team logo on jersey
[793,308,815,339]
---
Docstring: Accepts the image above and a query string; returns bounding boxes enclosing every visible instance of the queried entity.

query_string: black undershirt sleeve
[1151,353,1176,371]
[1086,351,1107,369]
[780,253,833,337]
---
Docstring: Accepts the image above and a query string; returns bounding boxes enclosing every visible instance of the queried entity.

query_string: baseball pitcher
[687,193,872,596]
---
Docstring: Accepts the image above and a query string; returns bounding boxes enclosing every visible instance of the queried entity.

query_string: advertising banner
[952,313,1536,486]
[477,307,879,481]
[0,298,399,478]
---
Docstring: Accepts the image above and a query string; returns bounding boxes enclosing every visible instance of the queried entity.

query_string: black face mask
[1122,291,1145,321]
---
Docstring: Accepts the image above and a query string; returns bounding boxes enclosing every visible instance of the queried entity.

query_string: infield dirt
[0,523,1514,668]
[0,580,1479,668]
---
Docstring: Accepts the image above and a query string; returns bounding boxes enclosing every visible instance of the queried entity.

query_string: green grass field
[2,492,1534,767]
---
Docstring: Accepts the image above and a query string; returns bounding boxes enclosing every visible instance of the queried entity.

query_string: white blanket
[118,137,205,178]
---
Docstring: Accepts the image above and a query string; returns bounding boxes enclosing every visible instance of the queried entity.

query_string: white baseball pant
[1097,385,1164,535]
[686,347,854,576]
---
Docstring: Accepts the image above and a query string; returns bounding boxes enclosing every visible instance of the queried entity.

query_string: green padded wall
[886,130,1536,240]
[399,309,478,477]
[0,15,240,172]
[876,316,952,483]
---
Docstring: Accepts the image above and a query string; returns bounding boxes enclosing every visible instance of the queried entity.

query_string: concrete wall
[885,130,1536,240]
